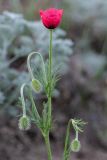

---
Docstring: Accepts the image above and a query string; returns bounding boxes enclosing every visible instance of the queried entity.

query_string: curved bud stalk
[19,83,31,130]
[71,129,81,152]
[20,83,27,116]
[19,83,42,130]
[70,120,81,152]
[27,52,47,88]
[63,119,86,160]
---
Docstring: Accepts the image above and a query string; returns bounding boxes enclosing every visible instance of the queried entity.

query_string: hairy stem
[45,29,53,160]
[44,134,52,160]
[49,30,53,96]
[48,29,53,124]
[20,83,27,116]
[63,119,72,160]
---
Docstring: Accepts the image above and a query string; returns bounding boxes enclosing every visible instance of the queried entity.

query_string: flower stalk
[44,134,52,160]
[19,83,31,130]
[47,29,53,126]
[63,119,72,160]
[20,83,27,116]
[27,52,47,83]
[44,29,53,160]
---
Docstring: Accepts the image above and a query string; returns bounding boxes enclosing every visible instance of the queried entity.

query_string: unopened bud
[19,116,31,130]
[71,139,81,152]
[31,79,42,93]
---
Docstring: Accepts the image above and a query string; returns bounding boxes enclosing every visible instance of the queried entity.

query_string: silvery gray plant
[0,11,73,115]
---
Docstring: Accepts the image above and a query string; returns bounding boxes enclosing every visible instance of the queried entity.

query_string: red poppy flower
[40,8,63,29]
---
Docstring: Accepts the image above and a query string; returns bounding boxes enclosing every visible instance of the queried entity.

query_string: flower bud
[19,116,31,130]
[31,79,42,93]
[71,139,81,152]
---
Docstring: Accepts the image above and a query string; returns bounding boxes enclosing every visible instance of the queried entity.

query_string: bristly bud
[19,116,31,130]
[71,139,81,152]
[31,79,42,93]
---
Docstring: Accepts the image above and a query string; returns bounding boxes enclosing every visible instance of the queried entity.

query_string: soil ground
[0,115,107,160]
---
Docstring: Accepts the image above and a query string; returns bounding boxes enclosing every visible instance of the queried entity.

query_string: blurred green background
[0,0,107,160]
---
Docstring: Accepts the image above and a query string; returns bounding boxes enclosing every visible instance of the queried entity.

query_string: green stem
[63,119,72,160]
[45,29,53,160]
[44,134,52,160]
[48,29,53,124]
[48,29,53,96]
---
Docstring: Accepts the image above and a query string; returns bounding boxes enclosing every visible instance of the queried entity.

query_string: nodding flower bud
[31,79,42,93]
[19,116,31,131]
[71,139,81,152]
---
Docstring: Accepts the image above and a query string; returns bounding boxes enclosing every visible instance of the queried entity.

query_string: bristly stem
[20,83,27,116]
[48,29,53,127]
[45,29,53,160]
[76,130,78,140]
[49,29,53,97]
[44,133,52,160]
[63,119,72,160]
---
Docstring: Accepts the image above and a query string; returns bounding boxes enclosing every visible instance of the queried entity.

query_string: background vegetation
[0,0,107,160]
